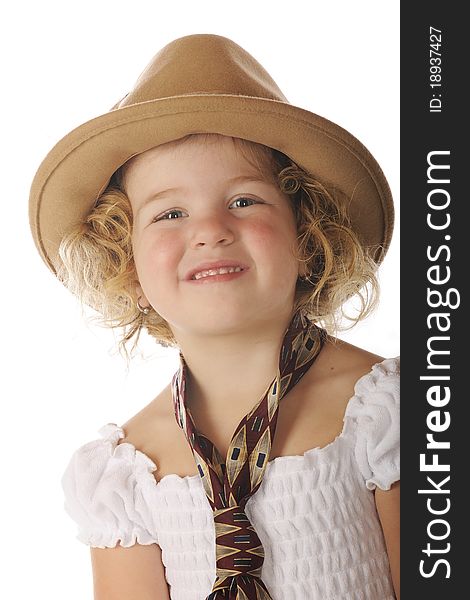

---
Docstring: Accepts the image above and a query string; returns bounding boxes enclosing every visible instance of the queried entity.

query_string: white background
[1,1,399,597]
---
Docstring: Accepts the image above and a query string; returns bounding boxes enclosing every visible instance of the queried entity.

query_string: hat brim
[29,94,394,275]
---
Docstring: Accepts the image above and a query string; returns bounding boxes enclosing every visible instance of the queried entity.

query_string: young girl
[29,34,399,600]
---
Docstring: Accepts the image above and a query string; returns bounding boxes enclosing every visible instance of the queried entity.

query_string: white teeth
[193,266,243,280]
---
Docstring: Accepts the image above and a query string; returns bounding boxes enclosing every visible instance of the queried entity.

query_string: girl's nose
[189,213,235,248]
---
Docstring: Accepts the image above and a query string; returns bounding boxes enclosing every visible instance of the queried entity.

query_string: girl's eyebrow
[138,174,269,213]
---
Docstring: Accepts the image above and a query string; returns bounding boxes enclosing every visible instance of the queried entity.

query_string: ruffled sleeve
[344,357,400,491]
[60,423,160,548]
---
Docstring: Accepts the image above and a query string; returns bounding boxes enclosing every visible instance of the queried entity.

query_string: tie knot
[213,506,265,577]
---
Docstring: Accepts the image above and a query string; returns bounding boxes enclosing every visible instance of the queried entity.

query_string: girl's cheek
[245,217,273,236]
[139,232,182,270]
[246,220,292,249]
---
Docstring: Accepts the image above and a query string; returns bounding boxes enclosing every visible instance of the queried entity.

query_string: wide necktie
[171,310,327,599]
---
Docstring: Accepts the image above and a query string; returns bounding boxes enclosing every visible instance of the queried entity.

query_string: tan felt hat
[29,33,394,276]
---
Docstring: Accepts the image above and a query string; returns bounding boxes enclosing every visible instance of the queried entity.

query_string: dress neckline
[104,356,398,487]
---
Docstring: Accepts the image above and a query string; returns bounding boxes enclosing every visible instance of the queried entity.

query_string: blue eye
[230,197,258,208]
[153,209,185,222]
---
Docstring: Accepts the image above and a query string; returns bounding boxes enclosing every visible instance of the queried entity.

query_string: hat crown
[117,34,288,109]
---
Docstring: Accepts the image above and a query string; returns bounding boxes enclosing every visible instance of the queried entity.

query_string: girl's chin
[166,308,291,339]
[171,315,251,334]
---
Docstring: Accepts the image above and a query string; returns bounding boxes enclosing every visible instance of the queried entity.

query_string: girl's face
[125,135,302,339]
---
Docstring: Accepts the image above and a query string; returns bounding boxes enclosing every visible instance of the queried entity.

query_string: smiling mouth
[191,266,244,280]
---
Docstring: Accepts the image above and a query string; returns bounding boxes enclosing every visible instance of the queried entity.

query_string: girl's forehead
[123,134,275,187]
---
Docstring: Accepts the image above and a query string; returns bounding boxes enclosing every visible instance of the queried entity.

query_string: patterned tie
[171,310,327,599]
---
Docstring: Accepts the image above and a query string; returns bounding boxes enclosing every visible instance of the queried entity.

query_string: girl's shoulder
[330,341,399,492]
[117,384,200,481]
[320,333,388,376]
[320,334,399,395]
[306,334,394,410]
[302,336,399,491]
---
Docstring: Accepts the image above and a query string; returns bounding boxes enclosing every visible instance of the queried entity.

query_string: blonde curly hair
[58,134,380,357]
